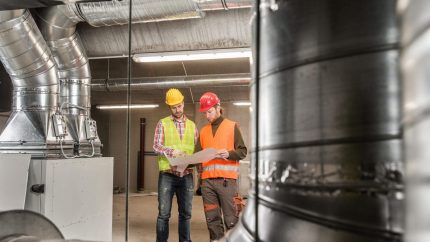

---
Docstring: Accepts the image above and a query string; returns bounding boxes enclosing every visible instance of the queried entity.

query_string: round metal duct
[222,0,403,241]
[400,1,430,242]
[0,210,63,241]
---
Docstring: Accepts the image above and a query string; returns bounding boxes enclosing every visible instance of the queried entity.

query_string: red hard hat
[199,92,220,112]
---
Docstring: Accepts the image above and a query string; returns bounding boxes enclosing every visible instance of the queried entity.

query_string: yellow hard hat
[165,88,184,106]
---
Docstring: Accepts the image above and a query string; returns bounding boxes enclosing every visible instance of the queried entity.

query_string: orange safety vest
[200,118,240,179]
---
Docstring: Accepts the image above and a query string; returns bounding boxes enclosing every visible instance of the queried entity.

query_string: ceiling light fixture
[96,104,159,110]
[233,102,251,106]
[133,48,251,63]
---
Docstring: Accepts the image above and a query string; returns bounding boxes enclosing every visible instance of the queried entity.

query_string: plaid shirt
[153,115,198,176]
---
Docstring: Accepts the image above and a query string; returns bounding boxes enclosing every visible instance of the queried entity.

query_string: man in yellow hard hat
[153,88,198,242]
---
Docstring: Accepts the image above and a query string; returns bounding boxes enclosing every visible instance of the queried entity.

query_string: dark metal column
[138,118,146,191]
[223,0,403,241]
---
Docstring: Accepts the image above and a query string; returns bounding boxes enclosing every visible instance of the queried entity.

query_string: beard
[173,111,183,119]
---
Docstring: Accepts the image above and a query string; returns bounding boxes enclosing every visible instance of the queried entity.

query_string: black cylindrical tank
[223,0,403,241]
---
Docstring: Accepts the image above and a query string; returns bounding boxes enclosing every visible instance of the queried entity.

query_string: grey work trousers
[201,178,242,241]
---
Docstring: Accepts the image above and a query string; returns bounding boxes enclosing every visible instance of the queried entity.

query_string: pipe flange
[0,210,63,241]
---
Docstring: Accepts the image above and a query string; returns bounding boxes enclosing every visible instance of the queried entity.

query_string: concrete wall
[93,102,251,193]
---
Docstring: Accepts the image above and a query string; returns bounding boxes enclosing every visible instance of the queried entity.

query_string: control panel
[84,118,98,140]
[52,114,67,138]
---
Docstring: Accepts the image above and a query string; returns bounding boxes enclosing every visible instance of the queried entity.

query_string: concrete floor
[112,193,209,242]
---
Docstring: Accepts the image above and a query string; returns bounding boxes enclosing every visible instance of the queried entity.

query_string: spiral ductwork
[0,9,67,156]
[0,10,57,111]
[399,1,430,242]
[222,0,403,241]
[36,6,100,154]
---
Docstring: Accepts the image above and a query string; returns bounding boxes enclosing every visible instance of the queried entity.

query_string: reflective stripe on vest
[200,118,238,179]
[157,117,195,171]
[202,164,240,172]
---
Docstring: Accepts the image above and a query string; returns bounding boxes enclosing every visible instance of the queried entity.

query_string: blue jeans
[156,172,194,242]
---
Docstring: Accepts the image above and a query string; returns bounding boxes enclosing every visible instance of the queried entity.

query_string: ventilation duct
[78,9,251,57]
[0,9,75,158]
[44,0,252,28]
[222,0,403,241]
[72,0,203,26]
[399,1,430,241]
[91,73,251,91]
[35,5,101,156]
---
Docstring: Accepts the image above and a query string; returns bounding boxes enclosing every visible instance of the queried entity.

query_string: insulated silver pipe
[36,6,93,144]
[223,0,403,241]
[45,0,253,28]
[0,10,58,111]
[399,1,430,242]
[36,6,91,112]
[91,73,251,91]
[74,0,203,27]
[48,34,91,114]
[0,9,61,147]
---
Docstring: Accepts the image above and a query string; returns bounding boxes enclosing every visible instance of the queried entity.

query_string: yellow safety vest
[157,116,195,171]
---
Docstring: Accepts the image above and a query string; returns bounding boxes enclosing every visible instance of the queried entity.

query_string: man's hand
[215,149,229,159]
[170,165,177,172]
[172,150,185,158]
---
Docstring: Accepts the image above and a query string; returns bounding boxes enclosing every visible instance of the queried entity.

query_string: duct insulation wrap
[400,1,430,242]
[0,9,74,158]
[221,0,403,241]
[74,0,203,27]
[72,0,253,27]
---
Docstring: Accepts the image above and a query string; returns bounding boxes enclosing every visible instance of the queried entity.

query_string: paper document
[166,148,218,173]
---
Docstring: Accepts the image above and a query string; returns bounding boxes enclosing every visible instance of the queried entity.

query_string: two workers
[153,88,247,242]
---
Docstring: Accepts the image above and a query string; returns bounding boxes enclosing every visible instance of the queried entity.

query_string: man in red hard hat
[195,92,247,241]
